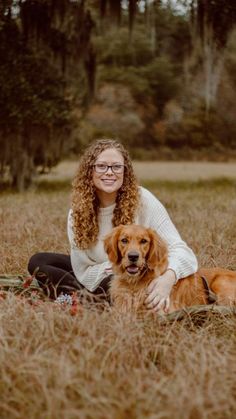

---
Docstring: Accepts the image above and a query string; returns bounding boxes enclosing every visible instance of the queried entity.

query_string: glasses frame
[93,164,125,174]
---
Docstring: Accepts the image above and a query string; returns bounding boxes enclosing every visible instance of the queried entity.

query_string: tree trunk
[203,23,224,115]
[10,132,36,191]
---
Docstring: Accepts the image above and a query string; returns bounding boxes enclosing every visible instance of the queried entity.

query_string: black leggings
[28,252,112,300]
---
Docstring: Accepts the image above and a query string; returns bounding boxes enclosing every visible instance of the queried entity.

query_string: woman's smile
[92,148,124,207]
[101,178,117,185]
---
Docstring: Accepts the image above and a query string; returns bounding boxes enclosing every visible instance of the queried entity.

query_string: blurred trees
[163,0,236,154]
[0,0,236,190]
[187,0,236,113]
[79,5,190,150]
[87,0,236,157]
[0,0,94,190]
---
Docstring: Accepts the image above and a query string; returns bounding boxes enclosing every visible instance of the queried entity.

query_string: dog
[104,224,236,314]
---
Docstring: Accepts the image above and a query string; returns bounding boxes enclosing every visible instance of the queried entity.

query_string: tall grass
[0,179,235,418]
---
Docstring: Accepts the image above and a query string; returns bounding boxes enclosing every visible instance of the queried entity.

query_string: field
[0,162,236,419]
[40,160,236,182]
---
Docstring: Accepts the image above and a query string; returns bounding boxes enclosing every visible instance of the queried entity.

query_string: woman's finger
[146,278,158,294]
[152,297,166,312]
[145,287,163,305]
[145,286,158,304]
[146,294,161,309]
[164,296,170,313]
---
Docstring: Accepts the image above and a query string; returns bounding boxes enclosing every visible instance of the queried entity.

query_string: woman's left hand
[145,269,176,312]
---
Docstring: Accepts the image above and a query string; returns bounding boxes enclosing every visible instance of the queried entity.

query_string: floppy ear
[104,226,123,264]
[146,228,168,271]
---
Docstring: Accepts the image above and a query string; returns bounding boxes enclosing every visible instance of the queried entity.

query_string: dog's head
[104,224,168,279]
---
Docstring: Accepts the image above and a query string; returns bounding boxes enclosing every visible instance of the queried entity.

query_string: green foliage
[0,23,70,127]
[98,59,179,114]
[0,0,95,190]
[141,57,179,113]
[153,3,191,63]
[94,26,154,67]
[166,107,236,150]
[0,15,74,190]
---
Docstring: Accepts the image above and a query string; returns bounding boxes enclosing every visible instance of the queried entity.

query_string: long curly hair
[71,139,139,249]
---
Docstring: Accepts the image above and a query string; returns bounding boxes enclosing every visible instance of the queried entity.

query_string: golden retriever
[104,224,236,314]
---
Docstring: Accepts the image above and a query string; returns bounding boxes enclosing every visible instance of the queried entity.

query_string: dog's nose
[128,251,139,262]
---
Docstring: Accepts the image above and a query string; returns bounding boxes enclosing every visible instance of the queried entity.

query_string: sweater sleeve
[67,210,112,292]
[139,188,198,282]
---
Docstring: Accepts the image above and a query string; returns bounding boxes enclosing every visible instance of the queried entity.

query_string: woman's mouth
[101,179,116,185]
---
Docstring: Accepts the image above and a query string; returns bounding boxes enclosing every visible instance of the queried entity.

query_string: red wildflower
[0,291,7,300]
[70,292,81,316]
[22,275,34,288]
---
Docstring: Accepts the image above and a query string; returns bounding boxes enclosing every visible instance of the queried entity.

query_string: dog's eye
[121,238,128,244]
[140,238,148,244]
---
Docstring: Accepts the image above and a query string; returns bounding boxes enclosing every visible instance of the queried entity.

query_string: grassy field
[0,174,236,418]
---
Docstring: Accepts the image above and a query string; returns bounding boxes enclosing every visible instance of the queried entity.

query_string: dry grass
[0,177,236,418]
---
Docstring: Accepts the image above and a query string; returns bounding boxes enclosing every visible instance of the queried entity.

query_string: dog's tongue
[127,265,139,274]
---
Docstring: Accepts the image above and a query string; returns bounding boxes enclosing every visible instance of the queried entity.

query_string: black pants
[28,252,112,300]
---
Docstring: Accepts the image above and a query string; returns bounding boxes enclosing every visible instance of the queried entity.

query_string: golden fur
[71,139,139,249]
[104,224,236,313]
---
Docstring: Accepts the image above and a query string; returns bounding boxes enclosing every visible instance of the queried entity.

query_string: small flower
[70,292,80,316]
[55,294,73,306]
[55,292,81,315]
[0,291,7,300]
[22,276,34,288]
[22,267,39,289]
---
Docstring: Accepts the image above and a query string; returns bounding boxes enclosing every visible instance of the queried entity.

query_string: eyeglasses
[93,164,125,174]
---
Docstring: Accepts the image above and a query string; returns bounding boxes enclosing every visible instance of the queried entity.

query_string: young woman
[28,139,198,311]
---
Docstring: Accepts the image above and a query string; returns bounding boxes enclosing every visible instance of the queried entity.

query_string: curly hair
[71,139,139,249]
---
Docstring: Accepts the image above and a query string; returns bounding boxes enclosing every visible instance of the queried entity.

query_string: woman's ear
[147,228,168,271]
[104,226,122,264]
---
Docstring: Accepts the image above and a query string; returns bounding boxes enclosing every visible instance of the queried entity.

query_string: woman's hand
[145,269,176,313]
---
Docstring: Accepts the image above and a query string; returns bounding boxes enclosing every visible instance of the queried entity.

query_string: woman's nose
[106,166,113,174]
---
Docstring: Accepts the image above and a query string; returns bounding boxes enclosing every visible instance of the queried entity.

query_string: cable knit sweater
[67,186,198,292]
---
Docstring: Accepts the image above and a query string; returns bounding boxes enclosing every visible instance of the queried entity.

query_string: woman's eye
[140,238,148,244]
[121,238,128,244]
[113,165,122,171]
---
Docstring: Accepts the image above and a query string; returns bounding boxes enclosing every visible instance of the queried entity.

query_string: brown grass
[0,178,236,418]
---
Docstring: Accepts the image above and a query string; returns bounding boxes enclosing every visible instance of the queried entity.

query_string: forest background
[0,0,236,191]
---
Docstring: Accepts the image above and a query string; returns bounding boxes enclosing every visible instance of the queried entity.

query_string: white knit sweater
[67,186,198,292]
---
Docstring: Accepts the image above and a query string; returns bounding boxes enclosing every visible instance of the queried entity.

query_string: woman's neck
[97,191,117,208]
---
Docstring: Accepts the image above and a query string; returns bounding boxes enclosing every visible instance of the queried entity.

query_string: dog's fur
[104,224,236,313]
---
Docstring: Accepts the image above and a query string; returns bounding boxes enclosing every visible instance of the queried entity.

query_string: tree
[0,0,146,190]
[0,0,95,190]
[186,0,236,113]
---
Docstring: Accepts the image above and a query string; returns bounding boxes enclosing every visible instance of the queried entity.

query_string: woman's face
[92,148,125,206]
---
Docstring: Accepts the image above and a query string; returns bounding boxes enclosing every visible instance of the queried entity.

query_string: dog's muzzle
[126,251,141,275]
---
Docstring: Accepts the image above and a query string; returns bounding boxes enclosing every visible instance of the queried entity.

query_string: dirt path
[42,160,236,182]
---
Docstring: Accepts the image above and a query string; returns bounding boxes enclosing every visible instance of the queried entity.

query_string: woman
[28,139,198,311]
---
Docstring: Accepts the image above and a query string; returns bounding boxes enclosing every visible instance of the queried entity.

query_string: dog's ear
[146,228,168,271]
[104,226,123,264]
